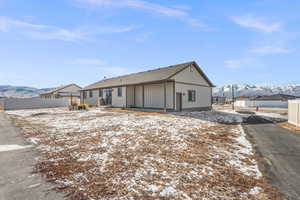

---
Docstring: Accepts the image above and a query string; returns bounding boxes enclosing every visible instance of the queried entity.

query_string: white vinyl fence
[2,97,69,110]
[235,100,288,108]
[289,100,300,127]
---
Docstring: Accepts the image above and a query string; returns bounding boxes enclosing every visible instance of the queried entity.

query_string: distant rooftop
[252,94,298,101]
[40,84,81,95]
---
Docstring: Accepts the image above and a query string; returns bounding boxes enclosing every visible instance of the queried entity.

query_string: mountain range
[213,84,300,97]
[0,85,53,98]
[1,84,300,98]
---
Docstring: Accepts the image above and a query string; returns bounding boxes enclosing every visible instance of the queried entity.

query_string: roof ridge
[83,61,195,89]
[40,83,81,95]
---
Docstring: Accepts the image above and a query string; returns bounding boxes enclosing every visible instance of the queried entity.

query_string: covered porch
[125,81,176,112]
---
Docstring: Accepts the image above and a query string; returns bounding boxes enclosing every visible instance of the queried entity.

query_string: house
[235,94,298,108]
[252,94,297,101]
[81,61,214,111]
[40,84,82,105]
[212,96,226,104]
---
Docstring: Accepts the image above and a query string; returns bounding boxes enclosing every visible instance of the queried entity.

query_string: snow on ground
[176,110,244,124]
[6,108,277,200]
[0,144,32,152]
[255,112,286,122]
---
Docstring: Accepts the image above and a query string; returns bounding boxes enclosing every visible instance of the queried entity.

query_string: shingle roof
[40,84,81,95]
[83,61,214,90]
[253,94,298,101]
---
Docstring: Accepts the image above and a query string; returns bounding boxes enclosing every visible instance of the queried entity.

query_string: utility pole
[232,84,235,110]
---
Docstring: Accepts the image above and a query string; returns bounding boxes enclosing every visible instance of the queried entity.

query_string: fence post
[296,100,300,127]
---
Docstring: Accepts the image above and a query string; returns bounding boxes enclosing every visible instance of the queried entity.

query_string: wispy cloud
[224,58,254,69]
[0,17,47,31]
[74,58,104,65]
[77,0,206,27]
[74,58,131,76]
[100,66,131,76]
[0,16,135,42]
[251,41,291,55]
[232,15,281,33]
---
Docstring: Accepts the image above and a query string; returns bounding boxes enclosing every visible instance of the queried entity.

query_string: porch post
[164,81,167,112]
[173,81,175,110]
[142,85,145,108]
[133,85,136,107]
[125,86,127,108]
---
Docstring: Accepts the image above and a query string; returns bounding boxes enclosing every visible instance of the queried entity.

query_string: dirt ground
[6,108,281,200]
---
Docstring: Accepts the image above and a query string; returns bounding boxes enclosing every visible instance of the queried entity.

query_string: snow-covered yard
[7,108,278,200]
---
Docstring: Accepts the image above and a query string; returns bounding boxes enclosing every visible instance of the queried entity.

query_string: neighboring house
[252,94,297,101]
[40,84,82,105]
[212,96,226,104]
[81,61,214,111]
[235,94,298,108]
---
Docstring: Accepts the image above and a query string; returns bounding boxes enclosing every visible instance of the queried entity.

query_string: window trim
[117,87,122,97]
[188,90,196,102]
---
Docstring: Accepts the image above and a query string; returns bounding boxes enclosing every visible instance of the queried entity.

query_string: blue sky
[0,0,299,88]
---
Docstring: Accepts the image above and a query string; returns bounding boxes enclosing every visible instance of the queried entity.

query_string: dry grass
[277,122,300,134]
[105,107,164,115]
[7,108,281,200]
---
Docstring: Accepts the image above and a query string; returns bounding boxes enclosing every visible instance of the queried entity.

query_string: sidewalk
[0,111,64,200]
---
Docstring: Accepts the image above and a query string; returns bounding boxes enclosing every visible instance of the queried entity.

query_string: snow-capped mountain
[0,85,53,98]
[213,84,300,97]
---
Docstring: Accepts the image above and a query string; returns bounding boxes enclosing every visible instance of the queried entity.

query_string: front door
[176,93,182,112]
[106,89,112,105]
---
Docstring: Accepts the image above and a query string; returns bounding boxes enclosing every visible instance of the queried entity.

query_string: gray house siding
[81,62,214,111]
[174,83,212,111]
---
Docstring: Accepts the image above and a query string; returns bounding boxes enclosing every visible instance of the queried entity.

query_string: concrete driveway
[243,119,300,200]
[0,111,64,200]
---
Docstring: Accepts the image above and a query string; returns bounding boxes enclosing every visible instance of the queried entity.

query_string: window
[89,90,93,98]
[99,89,103,97]
[188,90,196,102]
[83,91,87,99]
[117,87,122,97]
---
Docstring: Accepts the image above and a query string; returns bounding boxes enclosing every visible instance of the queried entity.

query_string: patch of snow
[0,144,32,152]
[177,110,244,124]
[28,137,40,145]
[255,112,286,121]
[147,184,160,193]
[27,183,41,189]
[228,126,262,178]
[249,186,262,195]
